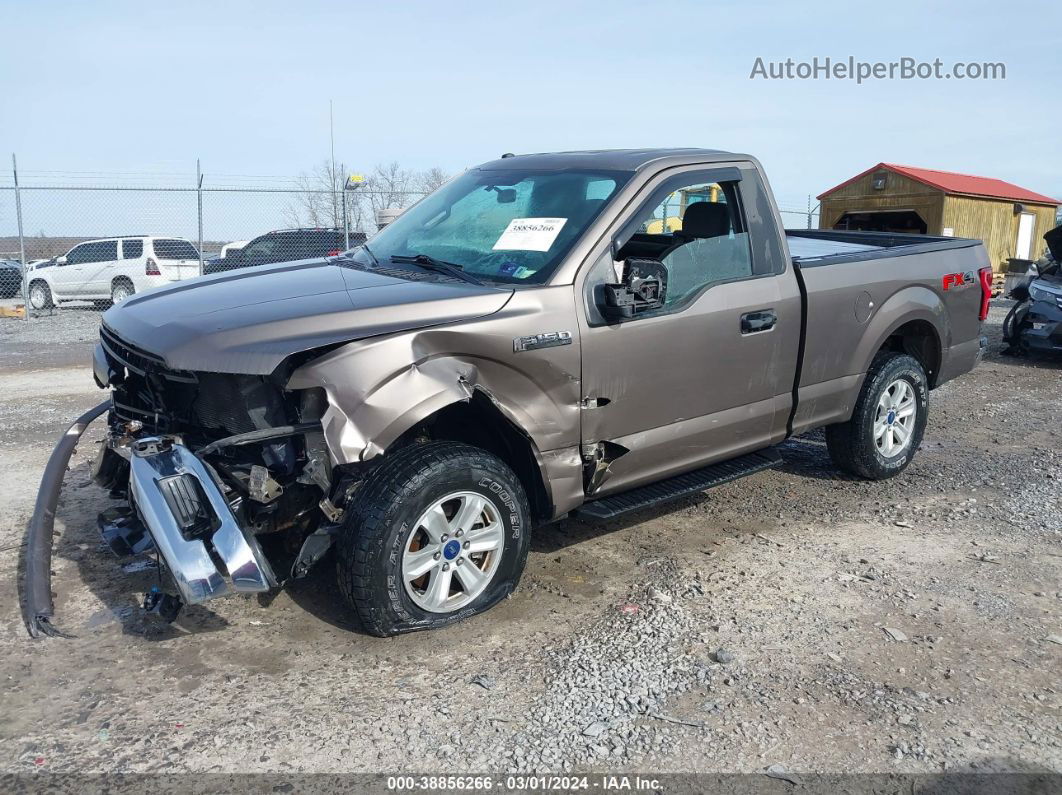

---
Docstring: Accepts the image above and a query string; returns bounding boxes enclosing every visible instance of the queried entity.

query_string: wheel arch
[394,391,555,523]
[856,286,947,388]
[28,274,53,291]
[876,318,942,387]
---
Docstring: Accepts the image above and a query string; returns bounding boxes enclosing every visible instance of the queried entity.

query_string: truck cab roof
[478,148,746,173]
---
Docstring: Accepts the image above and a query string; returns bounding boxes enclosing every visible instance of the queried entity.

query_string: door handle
[741,309,777,334]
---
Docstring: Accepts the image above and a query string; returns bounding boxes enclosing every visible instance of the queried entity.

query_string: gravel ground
[1,301,1059,776]
[0,299,105,369]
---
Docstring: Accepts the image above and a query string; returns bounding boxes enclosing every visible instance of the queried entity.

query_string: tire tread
[825,352,927,480]
[336,441,529,636]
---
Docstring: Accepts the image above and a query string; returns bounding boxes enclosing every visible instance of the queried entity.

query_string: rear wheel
[825,352,928,480]
[336,441,531,636]
[110,279,134,304]
[28,280,53,310]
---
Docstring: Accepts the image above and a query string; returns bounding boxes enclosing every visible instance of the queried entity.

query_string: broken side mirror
[601,258,668,319]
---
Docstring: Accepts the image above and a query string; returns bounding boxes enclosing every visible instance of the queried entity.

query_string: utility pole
[12,154,28,321]
[197,159,204,276]
[343,174,365,249]
[330,100,338,228]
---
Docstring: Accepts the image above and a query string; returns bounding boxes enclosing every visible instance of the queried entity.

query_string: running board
[573,448,782,521]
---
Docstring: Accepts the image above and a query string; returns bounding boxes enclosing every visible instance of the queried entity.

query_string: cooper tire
[825,352,928,480]
[29,281,53,310]
[337,441,531,637]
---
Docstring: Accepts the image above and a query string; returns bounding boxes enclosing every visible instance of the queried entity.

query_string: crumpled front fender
[286,288,583,468]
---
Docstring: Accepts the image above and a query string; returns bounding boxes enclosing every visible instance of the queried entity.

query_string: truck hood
[101,257,513,374]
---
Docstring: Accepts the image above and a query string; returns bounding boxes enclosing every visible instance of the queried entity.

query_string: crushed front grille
[102,327,290,440]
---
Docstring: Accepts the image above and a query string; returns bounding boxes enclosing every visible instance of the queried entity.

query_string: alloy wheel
[402,491,505,613]
[874,379,917,457]
[29,284,49,310]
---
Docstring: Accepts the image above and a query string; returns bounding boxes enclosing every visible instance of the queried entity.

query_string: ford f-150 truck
[24,148,990,638]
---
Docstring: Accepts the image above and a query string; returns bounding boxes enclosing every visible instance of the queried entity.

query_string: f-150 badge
[513,331,573,352]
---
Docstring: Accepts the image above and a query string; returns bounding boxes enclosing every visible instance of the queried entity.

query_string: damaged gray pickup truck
[25,148,991,637]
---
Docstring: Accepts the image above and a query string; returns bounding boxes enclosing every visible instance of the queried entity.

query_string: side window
[122,239,144,259]
[65,245,87,265]
[276,233,302,261]
[301,231,341,255]
[616,176,753,311]
[97,240,118,262]
[152,239,199,260]
[84,242,104,263]
[73,242,109,263]
[243,236,278,261]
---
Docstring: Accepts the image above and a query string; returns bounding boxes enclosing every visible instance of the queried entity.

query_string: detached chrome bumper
[129,436,276,604]
[23,408,280,639]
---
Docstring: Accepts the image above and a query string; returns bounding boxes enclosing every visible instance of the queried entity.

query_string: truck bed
[787,229,981,266]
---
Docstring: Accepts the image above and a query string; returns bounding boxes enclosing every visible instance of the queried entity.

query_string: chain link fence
[0,157,819,319]
[0,159,432,316]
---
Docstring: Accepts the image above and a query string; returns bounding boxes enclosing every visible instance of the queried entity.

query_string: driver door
[52,243,91,298]
[577,165,801,496]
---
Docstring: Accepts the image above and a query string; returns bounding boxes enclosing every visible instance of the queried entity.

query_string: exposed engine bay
[91,324,355,621]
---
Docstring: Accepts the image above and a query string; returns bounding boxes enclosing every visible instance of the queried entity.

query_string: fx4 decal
[942,271,975,290]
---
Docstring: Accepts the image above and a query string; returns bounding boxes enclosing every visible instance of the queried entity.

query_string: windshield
[353,167,629,285]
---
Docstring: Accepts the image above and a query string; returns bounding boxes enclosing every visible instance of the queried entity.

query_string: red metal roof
[818,162,1060,205]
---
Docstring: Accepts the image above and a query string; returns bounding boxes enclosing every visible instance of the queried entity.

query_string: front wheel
[336,441,531,636]
[28,281,53,310]
[825,352,928,480]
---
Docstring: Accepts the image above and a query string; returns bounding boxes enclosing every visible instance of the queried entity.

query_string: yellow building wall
[941,196,1057,271]
[819,170,945,232]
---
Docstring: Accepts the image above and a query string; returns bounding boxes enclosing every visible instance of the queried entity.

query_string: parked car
[26,236,201,309]
[203,228,366,274]
[27,148,989,639]
[201,240,247,273]
[221,240,248,258]
[1003,225,1062,354]
[0,259,22,298]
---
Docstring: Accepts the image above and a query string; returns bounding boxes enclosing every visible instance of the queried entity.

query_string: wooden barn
[818,163,1059,271]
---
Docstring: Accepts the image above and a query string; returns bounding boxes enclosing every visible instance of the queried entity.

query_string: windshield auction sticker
[493,217,567,252]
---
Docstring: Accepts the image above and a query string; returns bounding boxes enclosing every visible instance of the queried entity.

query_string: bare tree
[363,161,414,218]
[286,160,449,233]
[416,166,450,194]
[284,160,345,229]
